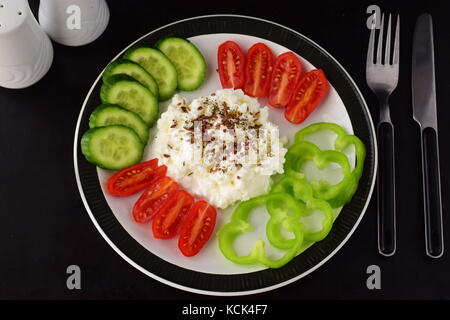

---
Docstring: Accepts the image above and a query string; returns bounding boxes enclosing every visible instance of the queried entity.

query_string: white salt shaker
[0,0,54,89]
[38,0,109,47]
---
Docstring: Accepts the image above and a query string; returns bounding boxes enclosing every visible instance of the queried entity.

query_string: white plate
[97,33,355,275]
[74,15,377,296]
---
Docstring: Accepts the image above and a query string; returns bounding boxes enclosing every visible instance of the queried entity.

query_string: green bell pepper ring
[264,193,306,250]
[269,176,334,242]
[218,193,304,268]
[294,122,366,205]
[284,140,353,208]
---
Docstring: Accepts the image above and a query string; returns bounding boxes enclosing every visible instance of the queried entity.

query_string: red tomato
[178,201,217,257]
[243,43,274,97]
[106,159,167,196]
[285,69,329,124]
[217,41,246,89]
[268,52,302,108]
[132,176,178,223]
[152,190,194,239]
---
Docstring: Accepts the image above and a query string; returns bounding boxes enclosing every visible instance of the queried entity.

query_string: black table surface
[1,0,449,300]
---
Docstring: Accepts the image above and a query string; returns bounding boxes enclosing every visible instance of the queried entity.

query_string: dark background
[0,0,449,300]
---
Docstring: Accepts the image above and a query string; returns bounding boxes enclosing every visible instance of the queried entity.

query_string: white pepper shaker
[0,0,54,89]
[38,0,109,47]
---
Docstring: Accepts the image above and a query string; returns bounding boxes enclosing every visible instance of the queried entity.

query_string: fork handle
[420,127,443,258]
[377,121,396,256]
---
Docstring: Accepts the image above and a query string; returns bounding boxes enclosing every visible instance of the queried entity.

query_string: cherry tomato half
[243,42,274,97]
[268,52,302,108]
[285,69,329,124]
[132,176,178,223]
[152,190,194,239]
[178,201,217,257]
[217,41,246,89]
[106,159,167,196]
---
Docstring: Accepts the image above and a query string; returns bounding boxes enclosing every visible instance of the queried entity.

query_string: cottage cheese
[150,89,287,209]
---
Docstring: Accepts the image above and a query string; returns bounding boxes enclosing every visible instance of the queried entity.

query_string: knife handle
[377,121,396,256]
[421,127,444,258]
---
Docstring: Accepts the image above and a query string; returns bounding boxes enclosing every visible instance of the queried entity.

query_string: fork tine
[367,13,376,65]
[376,13,385,64]
[392,15,400,65]
[384,14,392,65]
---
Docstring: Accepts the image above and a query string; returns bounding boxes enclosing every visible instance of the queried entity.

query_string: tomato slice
[106,159,167,196]
[132,176,178,223]
[217,41,246,89]
[285,69,329,124]
[178,201,217,257]
[152,190,194,239]
[268,52,302,108]
[243,43,274,97]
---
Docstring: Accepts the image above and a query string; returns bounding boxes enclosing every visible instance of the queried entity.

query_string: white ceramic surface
[97,34,355,275]
[38,0,109,46]
[0,0,53,89]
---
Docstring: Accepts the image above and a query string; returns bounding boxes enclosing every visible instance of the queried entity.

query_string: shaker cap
[0,0,28,34]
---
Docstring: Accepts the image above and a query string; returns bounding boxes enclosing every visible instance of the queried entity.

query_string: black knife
[412,13,444,258]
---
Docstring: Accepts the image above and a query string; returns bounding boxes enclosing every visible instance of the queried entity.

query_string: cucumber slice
[156,37,206,91]
[89,104,149,144]
[124,47,177,101]
[102,59,159,99]
[100,74,159,126]
[81,125,144,170]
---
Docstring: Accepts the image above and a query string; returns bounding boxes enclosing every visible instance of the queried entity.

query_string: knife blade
[412,14,437,128]
[412,13,444,258]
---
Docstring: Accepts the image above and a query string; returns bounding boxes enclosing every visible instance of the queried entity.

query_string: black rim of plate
[74,15,377,295]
